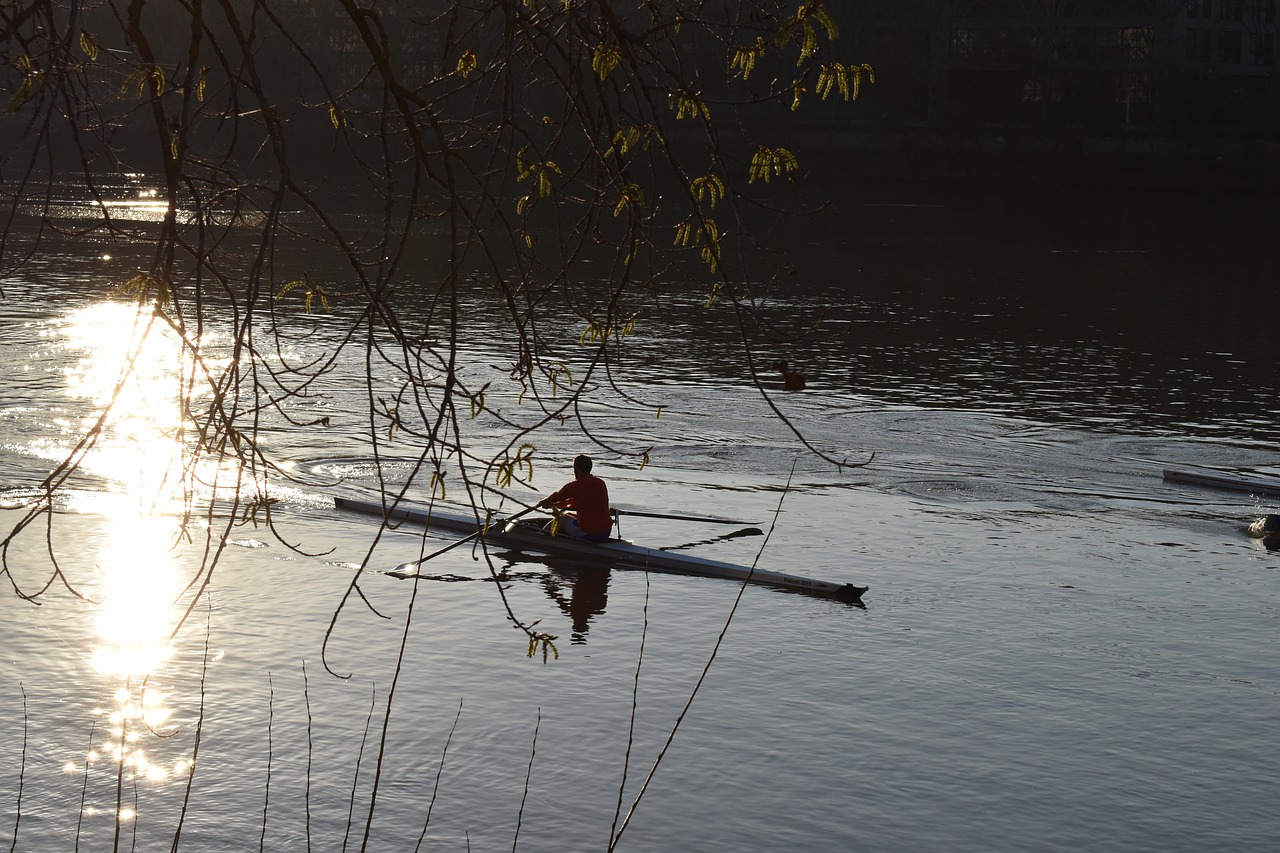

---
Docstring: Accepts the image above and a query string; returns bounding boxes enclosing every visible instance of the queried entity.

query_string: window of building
[1122,28,1153,60]
[984,28,1011,61]
[1021,28,1043,56]
[1185,27,1213,60]
[1097,28,1122,60]
[1219,0,1244,19]
[1021,72,1063,105]
[1093,27,1153,61]
[1187,0,1212,18]
[1127,72,1154,105]
[953,28,979,61]
[1253,33,1275,63]
[1059,27,1093,61]
[1094,71,1124,105]
[1220,29,1244,63]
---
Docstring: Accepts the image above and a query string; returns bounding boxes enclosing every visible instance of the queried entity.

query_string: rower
[538,455,613,542]
[1249,514,1280,543]
[775,359,806,391]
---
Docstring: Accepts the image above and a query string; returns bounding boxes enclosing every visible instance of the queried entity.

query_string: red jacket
[544,474,612,536]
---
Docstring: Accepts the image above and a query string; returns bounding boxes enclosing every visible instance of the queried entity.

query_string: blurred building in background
[795,1,1279,185]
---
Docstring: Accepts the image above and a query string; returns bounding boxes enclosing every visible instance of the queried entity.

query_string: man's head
[573,454,593,475]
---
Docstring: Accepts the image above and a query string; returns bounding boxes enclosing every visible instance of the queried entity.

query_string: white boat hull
[335,497,867,603]
[1162,469,1280,499]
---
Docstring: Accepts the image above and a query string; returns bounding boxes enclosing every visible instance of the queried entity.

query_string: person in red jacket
[539,455,613,542]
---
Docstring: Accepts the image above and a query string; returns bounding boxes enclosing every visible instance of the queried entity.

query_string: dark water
[779,182,1279,442]
[1,179,1278,851]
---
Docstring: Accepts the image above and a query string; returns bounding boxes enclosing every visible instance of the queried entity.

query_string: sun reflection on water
[58,300,212,816]
[99,188,171,223]
[91,515,180,678]
[62,303,188,509]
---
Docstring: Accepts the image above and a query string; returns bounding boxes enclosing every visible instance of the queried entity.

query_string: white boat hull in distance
[335,497,868,603]
[1162,468,1280,499]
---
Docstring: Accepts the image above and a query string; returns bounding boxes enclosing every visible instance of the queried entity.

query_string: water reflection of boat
[336,497,867,603]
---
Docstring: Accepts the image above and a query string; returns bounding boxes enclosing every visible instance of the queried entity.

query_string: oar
[613,508,758,526]
[387,505,540,578]
[660,527,764,552]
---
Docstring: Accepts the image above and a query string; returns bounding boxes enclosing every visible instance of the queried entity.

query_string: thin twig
[170,600,212,853]
[341,685,377,853]
[414,699,465,853]
[75,720,96,853]
[129,774,139,853]
[512,709,541,853]
[359,555,431,852]
[610,462,797,849]
[259,672,274,853]
[9,683,26,853]
[304,662,314,853]
[113,677,129,853]
[609,571,650,844]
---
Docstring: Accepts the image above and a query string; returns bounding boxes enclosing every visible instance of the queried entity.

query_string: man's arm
[539,481,577,508]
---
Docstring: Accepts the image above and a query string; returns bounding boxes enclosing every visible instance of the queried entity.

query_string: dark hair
[573,454,593,474]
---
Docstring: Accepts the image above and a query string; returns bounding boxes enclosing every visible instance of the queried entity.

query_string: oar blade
[387,567,418,580]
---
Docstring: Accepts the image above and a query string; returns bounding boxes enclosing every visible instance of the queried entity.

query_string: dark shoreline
[785,121,1280,192]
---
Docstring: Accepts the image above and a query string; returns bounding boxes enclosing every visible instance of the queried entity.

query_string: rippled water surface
[1,180,1278,852]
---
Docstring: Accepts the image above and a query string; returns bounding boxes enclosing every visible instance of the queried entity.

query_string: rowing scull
[1162,468,1280,499]
[335,497,867,603]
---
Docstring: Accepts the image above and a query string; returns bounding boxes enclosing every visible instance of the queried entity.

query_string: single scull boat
[335,497,867,603]
[1162,468,1280,499]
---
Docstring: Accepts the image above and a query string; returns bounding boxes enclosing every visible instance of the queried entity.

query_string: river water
[1,178,1278,852]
